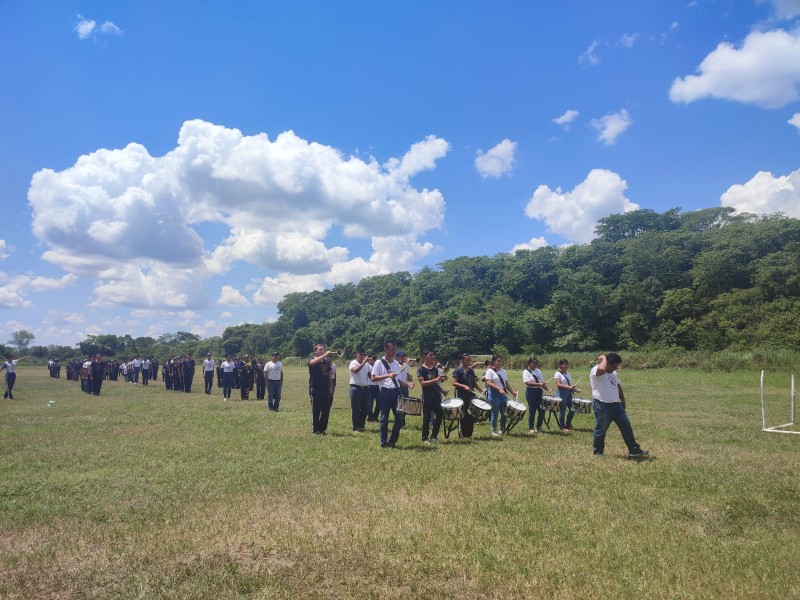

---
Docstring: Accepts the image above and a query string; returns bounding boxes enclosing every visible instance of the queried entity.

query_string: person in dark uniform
[173,357,184,392]
[239,355,252,400]
[308,344,334,434]
[255,357,266,400]
[183,353,195,393]
[163,360,172,390]
[451,354,484,439]
[90,354,105,396]
[151,358,159,381]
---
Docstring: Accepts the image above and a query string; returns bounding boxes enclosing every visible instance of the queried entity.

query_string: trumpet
[327,350,342,357]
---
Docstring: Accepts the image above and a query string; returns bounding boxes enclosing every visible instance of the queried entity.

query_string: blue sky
[1,0,799,347]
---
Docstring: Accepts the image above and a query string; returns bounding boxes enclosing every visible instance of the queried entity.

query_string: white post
[791,372,795,425]
[761,370,766,431]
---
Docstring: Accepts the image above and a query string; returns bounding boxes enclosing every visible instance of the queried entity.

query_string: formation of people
[39,344,648,457]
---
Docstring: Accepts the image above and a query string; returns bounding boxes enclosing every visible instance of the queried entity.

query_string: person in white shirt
[367,356,380,422]
[590,353,648,458]
[141,358,151,386]
[2,354,30,400]
[203,353,216,395]
[221,355,237,401]
[264,352,284,411]
[370,342,404,447]
[554,359,581,433]
[523,356,550,434]
[349,348,371,431]
[484,355,518,437]
[132,356,142,384]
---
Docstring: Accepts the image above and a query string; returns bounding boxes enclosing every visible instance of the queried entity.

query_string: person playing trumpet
[308,344,335,434]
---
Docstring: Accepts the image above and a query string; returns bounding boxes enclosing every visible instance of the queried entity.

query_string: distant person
[132,356,142,384]
[484,355,518,437]
[255,357,266,401]
[221,355,236,401]
[523,356,550,434]
[451,353,483,439]
[349,348,371,431]
[554,358,580,433]
[265,352,283,412]
[90,354,105,396]
[2,354,30,400]
[203,353,215,395]
[590,353,649,458]
[141,357,151,386]
[417,349,446,445]
[183,353,195,393]
[370,342,404,448]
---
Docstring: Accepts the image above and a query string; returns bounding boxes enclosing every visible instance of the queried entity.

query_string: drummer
[452,353,483,438]
[554,359,580,433]
[417,349,447,444]
[523,356,550,434]
[485,355,518,437]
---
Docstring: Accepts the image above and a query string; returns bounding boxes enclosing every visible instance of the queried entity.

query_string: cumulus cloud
[721,168,800,218]
[474,139,517,179]
[511,236,549,253]
[0,273,77,309]
[217,285,250,306]
[74,14,123,41]
[758,0,800,20]
[523,169,639,243]
[670,28,800,108]
[789,113,800,130]
[28,120,450,309]
[591,109,632,145]
[553,110,579,130]
[579,40,601,66]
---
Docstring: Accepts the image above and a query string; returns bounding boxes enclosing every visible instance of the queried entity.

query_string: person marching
[2,354,30,400]
[554,359,580,433]
[308,344,335,434]
[255,357,266,401]
[484,355,518,437]
[591,353,649,458]
[265,352,284,411]
[90,354,105,396]
[370,342,404,448]
[417,349,446,445]
[523,356,551,434]
[220,354,236,401]
[349,348,371,431]
[203,353,215,395]
[238,355,252,400]
[366,355,380,422]
[182,353,196,393]
[141,357,151,386]
[451,353,484,439]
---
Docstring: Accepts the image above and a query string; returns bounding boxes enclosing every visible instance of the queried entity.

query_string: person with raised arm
[2,354,30,400]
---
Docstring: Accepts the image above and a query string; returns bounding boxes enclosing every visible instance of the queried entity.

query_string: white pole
[791,372,795,425]
[761,370,766,431]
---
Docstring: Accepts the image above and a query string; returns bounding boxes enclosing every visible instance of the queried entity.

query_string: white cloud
[0,240,7,261]
[524,169,639,243]
[758,0,800,20]
[221,311,233,319]
[789,112,800,130]
[74,14,123,41]
[579,40,601,66]
[74,15,96,39]
[474,139,517,179]
[721,168,800,218]
[553,110,579,130]
[217,285,250,306]
[0,273,77,309]
[591,109,632,145]
[28,120,449,309]
[618,33,640,48]
[511,237,549,253]
[670,28,800,108]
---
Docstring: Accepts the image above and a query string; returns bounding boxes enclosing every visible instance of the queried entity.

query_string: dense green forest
[28,207,800,363]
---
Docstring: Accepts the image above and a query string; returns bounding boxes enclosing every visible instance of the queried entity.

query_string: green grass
[1,366,799,599]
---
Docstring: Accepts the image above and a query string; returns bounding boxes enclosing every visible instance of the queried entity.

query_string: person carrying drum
[554,359,580,433]
[417,349,447,445]
[370,342,404,448]
[591,353,649,457]
[484,355,518,437]
[523,356,550,434]
[452,353,483,439]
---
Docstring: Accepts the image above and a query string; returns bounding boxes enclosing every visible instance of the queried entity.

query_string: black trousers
[204,371,214,394]
[311,386,332,433]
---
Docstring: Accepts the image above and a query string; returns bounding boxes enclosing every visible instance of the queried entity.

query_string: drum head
[507,399,525,410]
[472,399,490,410]
[442,398,464,409]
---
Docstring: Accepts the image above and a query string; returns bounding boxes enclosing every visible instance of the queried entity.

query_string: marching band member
[349,347,371,431]
[523,356,550,434]
[554,359,580,433]
[308,344,334,434]
[2,354,30,400]
[203,353,216,395]
[370,342,403,448]
[255,357,266,400]
[265,352,283,411]
[366,355,380,422]
[484,355,517,437]
[590,353,648,457]
[451,353,483,439]
[220,354,236,401]
[90,354,105,396]
[417,349,446,444]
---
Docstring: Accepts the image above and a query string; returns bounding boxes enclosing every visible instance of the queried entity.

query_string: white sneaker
[528,429,536,435]
[423,439,431,445]
[491,431,501,437]
[430,438,440,444]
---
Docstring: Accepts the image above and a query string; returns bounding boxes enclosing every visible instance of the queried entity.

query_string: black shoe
[628,448,649,458]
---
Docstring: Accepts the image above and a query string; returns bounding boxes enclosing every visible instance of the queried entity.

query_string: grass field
[1,366,799,599]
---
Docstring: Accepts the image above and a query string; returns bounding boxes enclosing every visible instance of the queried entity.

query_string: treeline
[66,207,800,364]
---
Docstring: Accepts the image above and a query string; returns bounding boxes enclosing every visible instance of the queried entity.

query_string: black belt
[350,384,368,388]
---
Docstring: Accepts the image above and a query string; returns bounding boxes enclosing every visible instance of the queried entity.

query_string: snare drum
[503,399,527,422]
[573,398,592,414]
[441,398,464,421]
[397,396,423,416]
[467,398,491,422]
[542,395,562,412]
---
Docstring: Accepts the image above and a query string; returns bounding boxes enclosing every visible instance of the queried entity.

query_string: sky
[1,0,800,348]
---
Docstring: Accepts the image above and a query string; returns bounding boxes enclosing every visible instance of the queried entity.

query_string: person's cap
[396,351,407,357]
[207,352,211,356]
[271,351,279,356]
